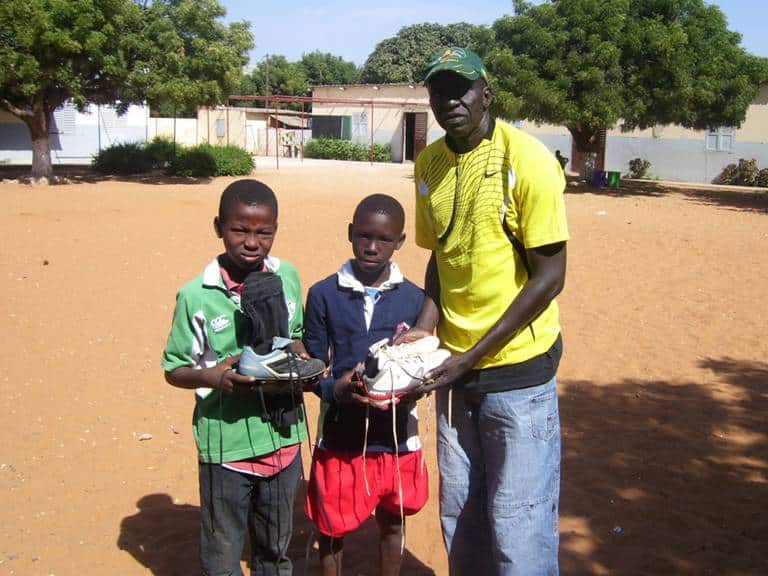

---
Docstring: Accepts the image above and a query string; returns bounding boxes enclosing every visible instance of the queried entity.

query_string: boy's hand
[213,356,257,395]
[392,327,433,345]
[290,339,311,359]
[333,368,390,409]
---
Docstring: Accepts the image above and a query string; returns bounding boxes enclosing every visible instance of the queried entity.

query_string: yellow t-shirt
[414,120,569,368]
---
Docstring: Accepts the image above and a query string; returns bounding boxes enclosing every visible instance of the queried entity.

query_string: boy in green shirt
[162,179,310,575]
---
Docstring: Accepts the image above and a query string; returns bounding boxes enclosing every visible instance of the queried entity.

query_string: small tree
[0,0,252,180]
[0,0,144,179]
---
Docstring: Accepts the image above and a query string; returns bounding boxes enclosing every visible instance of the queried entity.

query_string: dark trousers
[199,453,301,576]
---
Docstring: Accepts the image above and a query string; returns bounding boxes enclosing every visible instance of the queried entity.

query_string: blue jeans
[437,377,561,576]
[198,453,301,576]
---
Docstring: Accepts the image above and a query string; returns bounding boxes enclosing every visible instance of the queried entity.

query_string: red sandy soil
[1,164,766,575]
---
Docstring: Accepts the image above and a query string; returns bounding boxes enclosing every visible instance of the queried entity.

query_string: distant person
[162,179,321,575]
[555,149,569,170]
[401,47,569,575]
[303,194,429,576]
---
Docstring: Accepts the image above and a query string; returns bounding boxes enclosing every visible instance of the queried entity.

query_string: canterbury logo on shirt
[210,315,231,333]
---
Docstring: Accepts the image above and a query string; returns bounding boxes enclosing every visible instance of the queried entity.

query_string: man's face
[214,201,277,276]
[427,72,491,140]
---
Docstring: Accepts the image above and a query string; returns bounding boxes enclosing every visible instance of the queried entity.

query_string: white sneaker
[363,336,451,401]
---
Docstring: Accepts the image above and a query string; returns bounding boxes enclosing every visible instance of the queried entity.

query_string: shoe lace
[361,363,408,555]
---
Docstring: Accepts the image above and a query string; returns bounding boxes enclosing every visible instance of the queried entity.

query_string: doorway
[403,112,428,161]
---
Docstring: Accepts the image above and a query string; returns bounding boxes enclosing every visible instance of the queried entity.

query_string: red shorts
[305,449,429,537]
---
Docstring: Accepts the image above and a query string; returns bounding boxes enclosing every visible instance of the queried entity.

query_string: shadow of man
[118,493,200,576]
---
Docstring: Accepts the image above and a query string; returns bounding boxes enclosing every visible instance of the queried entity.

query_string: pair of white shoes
[362,336,451,402]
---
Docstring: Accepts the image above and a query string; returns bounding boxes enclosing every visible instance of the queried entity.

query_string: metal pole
[370,102,374,164]
[264,55,269,158]
[300,100,305,162]
[275,101,279,170]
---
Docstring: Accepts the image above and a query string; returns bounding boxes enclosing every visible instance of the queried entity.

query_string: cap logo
[438,48,467,63]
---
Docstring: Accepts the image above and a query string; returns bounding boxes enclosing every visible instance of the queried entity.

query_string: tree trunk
[27,117,52,180]
[568,126,605,179]
[26,96,53,181]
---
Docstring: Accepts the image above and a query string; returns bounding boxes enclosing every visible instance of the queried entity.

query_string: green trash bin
[607,171,621,188]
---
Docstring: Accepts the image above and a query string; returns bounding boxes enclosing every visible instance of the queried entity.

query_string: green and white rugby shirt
[162,256,306,462]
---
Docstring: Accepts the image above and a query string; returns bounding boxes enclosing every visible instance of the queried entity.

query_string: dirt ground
[1,163,766,576]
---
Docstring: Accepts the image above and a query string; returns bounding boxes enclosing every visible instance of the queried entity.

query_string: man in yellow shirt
[404,47,569,575]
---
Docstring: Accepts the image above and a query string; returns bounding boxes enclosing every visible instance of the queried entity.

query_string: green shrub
[736,158,758,186]
[208,144,255,176]
[304,138,392,162]
[144,137,176,170]
[172,145,219,177]
[92,142,154,174]
[757,168,768,188]
[372,144,392,163]
[172,144,253,177]
[716,163,738,184]
[627,157,651,179]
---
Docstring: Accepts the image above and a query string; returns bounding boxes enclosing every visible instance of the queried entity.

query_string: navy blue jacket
[303,271,424,452]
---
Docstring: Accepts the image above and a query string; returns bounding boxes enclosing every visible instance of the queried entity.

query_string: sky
[219,0,768,67]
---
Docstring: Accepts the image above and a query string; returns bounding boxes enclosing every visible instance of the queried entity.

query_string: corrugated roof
[270,115,308,128]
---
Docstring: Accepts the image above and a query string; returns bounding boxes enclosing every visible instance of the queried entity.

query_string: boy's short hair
[219,179,278,222]
[353,194,405,233]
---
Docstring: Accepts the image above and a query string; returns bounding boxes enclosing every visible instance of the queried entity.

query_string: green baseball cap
[424,47,488,84]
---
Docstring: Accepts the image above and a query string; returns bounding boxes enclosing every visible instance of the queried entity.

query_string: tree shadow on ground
[559,357,768,575]
[0,165,212,185]
[118,481,435,575]
[678,188,768,214]
[564,175,768,213]
[564,177,669,198]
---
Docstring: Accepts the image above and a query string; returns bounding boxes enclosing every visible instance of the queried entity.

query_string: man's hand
[418,352,473,394]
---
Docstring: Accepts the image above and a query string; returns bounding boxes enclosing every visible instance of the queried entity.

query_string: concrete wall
[197,107,248,149]
[147,117,198,147]
[599,83,768,182]
[0,103,149,165]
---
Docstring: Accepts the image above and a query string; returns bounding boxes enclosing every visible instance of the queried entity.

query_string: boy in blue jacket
[303,194,428,576]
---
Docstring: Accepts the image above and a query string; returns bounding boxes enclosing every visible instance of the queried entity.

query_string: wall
[147,117,198,147]
[0,103,149,165]
[600,83,768,182]
[197,107,247,150]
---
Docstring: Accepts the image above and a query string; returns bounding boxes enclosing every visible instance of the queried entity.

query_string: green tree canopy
[360,22,491,84]
[236,51,359,110]
[486,0,767,168]
[128,0,253,118]
[0,0,252,179]
[300,51,360,86]
[243,54,309,108]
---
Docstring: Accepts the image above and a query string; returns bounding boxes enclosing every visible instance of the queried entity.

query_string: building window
[705,127,735,151]
[50,103,76,134]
